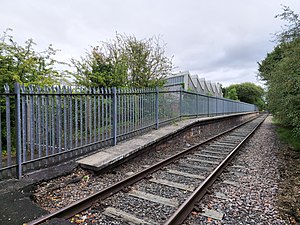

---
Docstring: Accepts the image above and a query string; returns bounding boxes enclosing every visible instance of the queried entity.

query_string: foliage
[71,33,173,88]
[224,87,239,100]
[273,119,300,151]
[0,28,67,155]
[0,28,67,91]
[224,82,265,110]
[274,5,300,43]
[258,6,300,138]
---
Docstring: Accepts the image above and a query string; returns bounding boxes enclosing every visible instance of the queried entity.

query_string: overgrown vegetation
[258,6,300,138]
[71,33,173,88]
[0,28,68,90]
[0,29,69,155]
[273,119,300,151]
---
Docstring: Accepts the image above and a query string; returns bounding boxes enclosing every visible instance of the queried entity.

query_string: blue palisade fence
[0,83,258,179]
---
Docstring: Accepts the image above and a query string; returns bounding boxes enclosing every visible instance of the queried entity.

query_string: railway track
[27,114,267,225]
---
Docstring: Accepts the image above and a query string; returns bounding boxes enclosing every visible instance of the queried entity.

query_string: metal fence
[0,83,257,179]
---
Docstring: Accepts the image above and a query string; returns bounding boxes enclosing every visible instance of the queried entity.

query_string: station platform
[77,114,248,171]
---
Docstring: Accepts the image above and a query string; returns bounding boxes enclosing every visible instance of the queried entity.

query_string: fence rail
[0,83,258,179]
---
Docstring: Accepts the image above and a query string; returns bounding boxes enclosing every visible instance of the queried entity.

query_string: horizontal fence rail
[0,83,258,179]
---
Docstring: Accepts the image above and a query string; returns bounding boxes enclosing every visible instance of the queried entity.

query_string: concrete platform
[77,114,249,171]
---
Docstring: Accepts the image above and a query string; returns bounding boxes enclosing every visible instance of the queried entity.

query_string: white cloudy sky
[1,0,299,86]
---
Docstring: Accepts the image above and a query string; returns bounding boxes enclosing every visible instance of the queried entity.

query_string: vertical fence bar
[155,87,159,129]
[21,86,27,165]
[97,88,101,144]
[196,93,199,116]
[80,88,83,149]
[106,89,109,140]
[93,88,97,145]
[132,89,135,132]
[141,89,144,129]
[112,87,117,146]
[40,88,45,160]
[117,89,120,138]
[45,87,49,162]
[75,88,78,149]
[36,87,41,161]
[101,88,104,144]
[122,89,125,137]
[89,89,92,148]
[215,97,218,116]
[207,96,210,116]
[84,88,88,147]
[0,93,2,178]
[122,90,128,140]
[14,83,22,178]
[4,85,11,176]
[63,87,67,157]
[104,88,108,141]
[57,86,62,160]
[137,89,142,130]
[51,86,55,161]
[130,89,133,135]
[69,87,73,153]
[0,96,2,178]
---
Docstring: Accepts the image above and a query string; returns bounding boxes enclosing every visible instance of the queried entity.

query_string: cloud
[1,0,300,86]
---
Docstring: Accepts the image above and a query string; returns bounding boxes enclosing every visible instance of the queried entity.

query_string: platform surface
[77,115,230,171]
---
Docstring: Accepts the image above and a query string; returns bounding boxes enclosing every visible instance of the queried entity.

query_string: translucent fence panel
[158,90,180,125]
[181,92,198,116]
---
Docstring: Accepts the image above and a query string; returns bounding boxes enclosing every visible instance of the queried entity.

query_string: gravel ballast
[184,116,295,224]
[32,115,300,224]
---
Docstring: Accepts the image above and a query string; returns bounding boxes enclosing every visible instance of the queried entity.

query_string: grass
[273,119,300,151]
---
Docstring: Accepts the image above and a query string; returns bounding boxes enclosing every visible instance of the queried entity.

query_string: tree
[0,29,68,155]
[0,28,67,91]
[71,33,173,88]
[224,87,239,100]
[224,83,265,110]
[274,5,300,43]
[258,6,300,137]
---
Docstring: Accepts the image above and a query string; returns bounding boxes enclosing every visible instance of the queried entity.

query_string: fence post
[155,87,159,130]
[196,93,199,117]
[112,87,117,146]
[207,96,210,117]
[179,87,182,118]
[216,97,217,116]
[4,84,12,176]
[14,83,22,178]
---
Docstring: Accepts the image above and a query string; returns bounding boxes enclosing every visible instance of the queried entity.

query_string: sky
[1,0,299,87]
